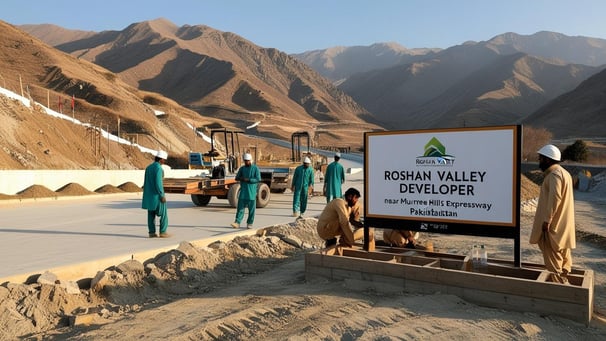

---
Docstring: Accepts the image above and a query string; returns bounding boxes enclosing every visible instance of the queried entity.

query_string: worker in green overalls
[292,156,315,219]
[231,153,261,229]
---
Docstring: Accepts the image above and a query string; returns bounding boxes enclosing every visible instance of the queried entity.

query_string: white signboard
[366,126,518,226]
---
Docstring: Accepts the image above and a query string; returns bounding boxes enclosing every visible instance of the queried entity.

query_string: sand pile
[118,182,142,192]
[56,183,95,196]
[16,184,59,199]
[94,185,124,194]
[0,181,143,200]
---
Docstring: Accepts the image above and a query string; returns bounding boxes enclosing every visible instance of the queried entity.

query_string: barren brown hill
[0,20,259,170]
[31,18,382,148]
[408,53,602,129]
[292,42,441,82]
[17,24,99,47]
[340,42,603,133]
[300,31,606,84]
[523,68,606,138]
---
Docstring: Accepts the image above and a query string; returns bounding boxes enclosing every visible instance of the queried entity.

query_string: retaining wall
[0,169,207,195]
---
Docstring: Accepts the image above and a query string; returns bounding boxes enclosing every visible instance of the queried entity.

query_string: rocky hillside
[294,32,606,137]
[292,42,441,82]
[299,32,606,84]
[25,18,382,146]
[0,20,238,169]
[338,38,604,134]
[523,67,606,138]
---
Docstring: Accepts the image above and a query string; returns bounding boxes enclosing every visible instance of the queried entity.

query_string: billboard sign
[365,126,520,228]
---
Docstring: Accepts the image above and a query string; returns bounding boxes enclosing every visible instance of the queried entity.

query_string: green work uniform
[292,164,314,215]
[142,161,167,234]
[324,160,345,203]
[234,164,261,225]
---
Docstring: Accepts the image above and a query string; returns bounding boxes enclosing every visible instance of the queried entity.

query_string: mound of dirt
[524,170,544,186]
[117,182,142,192]
[17,184,60,198]
[0,219,323,339]
[94,185,124,194]
[520,174,541,201]
[56,183,95,196]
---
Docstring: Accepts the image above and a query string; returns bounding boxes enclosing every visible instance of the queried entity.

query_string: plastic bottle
[471,245,479,267]
[480,244,488,266]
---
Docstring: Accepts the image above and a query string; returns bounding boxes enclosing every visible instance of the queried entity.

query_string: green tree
[562,140,589,162]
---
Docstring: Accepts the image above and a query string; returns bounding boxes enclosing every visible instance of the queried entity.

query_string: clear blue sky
[2,0,605,53]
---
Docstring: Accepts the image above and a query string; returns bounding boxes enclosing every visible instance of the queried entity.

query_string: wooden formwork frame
[305,247,593,325]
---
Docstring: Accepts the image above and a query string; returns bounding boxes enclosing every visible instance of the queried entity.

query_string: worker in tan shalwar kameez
[529,144,576,284]
[317,187,374,248]
[383,229,417,248]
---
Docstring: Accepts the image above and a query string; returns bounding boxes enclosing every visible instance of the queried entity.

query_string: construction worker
[317,187,375,248]
[231,153,260,229]
[292,156,315,219]
[530,144,576,284]
[142,150,170,238]
[383,229,418,248]
[211,161,226,179]
[323,152,345,203]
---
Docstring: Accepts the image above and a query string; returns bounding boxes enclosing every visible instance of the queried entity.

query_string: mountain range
[299,32,606,135]
[23,19,380,145]
[2,19,606,170]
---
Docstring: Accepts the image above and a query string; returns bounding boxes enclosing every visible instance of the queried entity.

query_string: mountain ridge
[41,18,382,145]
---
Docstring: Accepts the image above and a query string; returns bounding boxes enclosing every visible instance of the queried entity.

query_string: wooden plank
[305,250,593,324]
[423,260,440,268]
[307,251,591,303]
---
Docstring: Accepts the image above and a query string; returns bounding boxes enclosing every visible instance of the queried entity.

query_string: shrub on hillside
[562,140,589,162]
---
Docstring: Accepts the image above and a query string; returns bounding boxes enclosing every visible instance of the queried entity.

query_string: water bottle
[480,244,488,266]
[471,245,479,267]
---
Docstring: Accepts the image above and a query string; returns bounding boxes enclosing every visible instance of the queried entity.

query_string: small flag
[71,94,75,109]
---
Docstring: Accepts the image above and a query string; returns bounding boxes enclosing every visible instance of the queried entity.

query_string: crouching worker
[383,229,418,248]
[317,187,374,249]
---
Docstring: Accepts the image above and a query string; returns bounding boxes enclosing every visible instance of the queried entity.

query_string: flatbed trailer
[163,176,270,208]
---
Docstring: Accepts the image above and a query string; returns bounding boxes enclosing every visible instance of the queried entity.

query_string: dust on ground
[2,173,606,340]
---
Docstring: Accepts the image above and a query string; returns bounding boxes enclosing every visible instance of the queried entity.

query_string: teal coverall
[234,164,261,225]
[292,164,315,215]
[324,160,345,203]
[142,161,167,234]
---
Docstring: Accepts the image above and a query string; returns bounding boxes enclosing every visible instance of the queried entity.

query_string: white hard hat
[303,157,311,164]
[156,150,168,160]
[537,144,561,161]
[243,153,252,161]
[335,152,341,158]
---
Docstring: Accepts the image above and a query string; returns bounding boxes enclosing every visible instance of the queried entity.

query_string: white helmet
[537,144,561,161]
[243,153,252,161]
[156,150,168,160]
[303,157,311,164]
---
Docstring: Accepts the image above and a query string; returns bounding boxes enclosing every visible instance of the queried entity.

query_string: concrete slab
[0,159,365,284]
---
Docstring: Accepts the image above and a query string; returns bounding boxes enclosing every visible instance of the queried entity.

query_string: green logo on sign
[417,137,455,166]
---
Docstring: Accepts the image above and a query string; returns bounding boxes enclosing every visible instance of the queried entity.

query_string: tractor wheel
[227,183,241,208]
[256,183,271,208]
[191,194,211,206]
